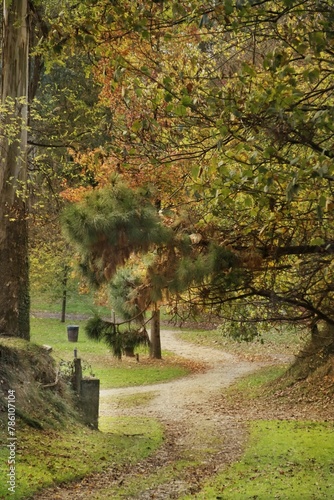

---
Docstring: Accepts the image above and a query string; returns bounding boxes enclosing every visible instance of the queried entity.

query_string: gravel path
[33,330,285,499]
[100,330,263,420]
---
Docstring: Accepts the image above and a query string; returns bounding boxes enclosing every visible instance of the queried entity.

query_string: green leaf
[304,68,320,83]
[244,195,254,208]
[263,146,276,159]
[241,62,256,77]
[173,104,188,117]
[225,0,234,15]
[319,195,327,208]
[131,120,143,133]
[309,31,327,54]
[163,76,172,89]
[310,237,325,246]
[181,95,193,107]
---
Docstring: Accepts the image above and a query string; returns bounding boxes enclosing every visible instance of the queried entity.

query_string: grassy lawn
[31,290,111,318]
[183,420,334,500]
[177,362,334,500]
[78,364,334,500]
[1,313,181,500]
[30,317,190,389]
[0,417,163,499]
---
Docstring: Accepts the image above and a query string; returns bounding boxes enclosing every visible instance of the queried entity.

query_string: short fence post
[72,358,82,393]
[79,379,100,429]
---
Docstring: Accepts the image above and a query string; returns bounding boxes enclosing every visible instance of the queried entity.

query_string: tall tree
[67,0,334,370]
[40,0,334,373]
[0,0,30,338]
[61,181,178,358]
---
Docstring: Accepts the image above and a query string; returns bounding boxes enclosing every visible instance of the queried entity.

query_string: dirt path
[33,330,287,499]
[101,330,265,418]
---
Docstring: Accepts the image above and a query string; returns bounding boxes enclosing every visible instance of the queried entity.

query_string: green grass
[14,305,334,499]
[226,365,287,399]
[0,315,190,499]
[30,317,190,389]
[95,363,188,388]
[70,366,334,500]
[31,290,111,317]
[0,417,163,499]
[184,420,334,500]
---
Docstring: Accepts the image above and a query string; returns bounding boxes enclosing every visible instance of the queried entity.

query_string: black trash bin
[67,325,79,342]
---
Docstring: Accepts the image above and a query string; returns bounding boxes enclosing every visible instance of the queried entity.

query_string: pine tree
[62,181,174,358]
[62,180,242,357]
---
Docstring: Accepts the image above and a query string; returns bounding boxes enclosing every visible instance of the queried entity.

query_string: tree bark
[289,322,334,380]
[60,266,70,323]
[150,306,161,359]
[61,284,67,323]
[0,0,30,339]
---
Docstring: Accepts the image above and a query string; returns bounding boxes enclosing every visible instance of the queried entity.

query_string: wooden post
[73,358,82,393]
[79,379,100,429]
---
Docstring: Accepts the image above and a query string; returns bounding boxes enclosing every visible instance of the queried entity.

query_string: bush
[85,315,149,358]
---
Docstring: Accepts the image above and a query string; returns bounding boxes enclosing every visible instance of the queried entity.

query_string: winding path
[33,330,278,499]
[100,330,262,421]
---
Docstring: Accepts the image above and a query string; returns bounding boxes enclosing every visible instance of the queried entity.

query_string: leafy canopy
[58,0,334,332]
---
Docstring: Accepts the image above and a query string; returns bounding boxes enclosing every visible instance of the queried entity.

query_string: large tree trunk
[290,322,334,380]
[150,306,161,359]
[0,0,30,339]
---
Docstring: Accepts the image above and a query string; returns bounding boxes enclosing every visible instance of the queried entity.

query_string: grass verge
[183,420,334,499]
[0,315,191,499]
[0,417,163,499]
[226,365,287,399]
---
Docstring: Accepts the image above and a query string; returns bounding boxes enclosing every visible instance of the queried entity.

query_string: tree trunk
[0,0,30,339]
[124,347,135,357]
[61,286,67,323]
[290,322,334,380]
[61,266,69,323]
[150,306,161,359]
